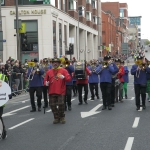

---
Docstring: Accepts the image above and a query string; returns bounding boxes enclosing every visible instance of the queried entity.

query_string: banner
[0,81,11,107]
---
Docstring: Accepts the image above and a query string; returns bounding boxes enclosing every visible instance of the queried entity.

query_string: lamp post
[15,0,20,60]
[78,8,84,61]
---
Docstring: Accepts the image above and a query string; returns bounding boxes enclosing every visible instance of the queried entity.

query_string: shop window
[53,20,56,57]
[86,12,92,21]
[59,23,62,56]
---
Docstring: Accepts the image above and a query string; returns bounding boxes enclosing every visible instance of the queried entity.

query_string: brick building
[101,2,128,56]
[0,0,102,62]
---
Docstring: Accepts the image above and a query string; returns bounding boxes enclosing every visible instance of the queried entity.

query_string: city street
[0,72,150,150]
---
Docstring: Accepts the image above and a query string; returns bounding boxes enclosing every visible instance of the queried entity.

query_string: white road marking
[138,107,143,111]
[130,97,135,100]
[3,106,30,117]
[124,137,134,150]
[46,109,51,112]
[9,118,35,130]
[132,117,140,128]
[71,99,75,101]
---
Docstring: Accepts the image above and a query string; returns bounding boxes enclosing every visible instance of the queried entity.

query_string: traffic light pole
[16,0,20,60]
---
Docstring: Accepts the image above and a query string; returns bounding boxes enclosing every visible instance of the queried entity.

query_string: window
[64,25,67,51]
[63,0,66,12]
[93,16,97,24]
[59,23,62,56]
[58,0,62,10]
[92,0,97,9]
[69,0,77,10]
[78,7,85,17]
[51,0,55,6]
[138,28,141,32]
[53,20,56,57]
[120,9,124,17]
[86,12,92,21]
[86,0,91,4]
[18,0,43,5]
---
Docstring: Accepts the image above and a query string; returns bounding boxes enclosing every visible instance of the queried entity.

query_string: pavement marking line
[71,99,75,101]
[46,110,52,112]
[3,105,30,117]
[138,107,143,112]
[9,118,35,130]
[132,117,140,128]
[124,137,134,150]
[130,97,135,100]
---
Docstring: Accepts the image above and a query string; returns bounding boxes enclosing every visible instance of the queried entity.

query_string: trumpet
[61,60,70,68]
[102,61,108,68]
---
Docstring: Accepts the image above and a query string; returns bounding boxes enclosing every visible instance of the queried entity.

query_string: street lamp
[78,7,85,61]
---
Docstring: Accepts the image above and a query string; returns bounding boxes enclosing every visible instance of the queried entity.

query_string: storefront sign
[10,9,46,15]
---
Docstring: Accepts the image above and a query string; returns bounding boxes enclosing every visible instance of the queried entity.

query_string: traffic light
[69,43,74,55]
[21,33,28,51]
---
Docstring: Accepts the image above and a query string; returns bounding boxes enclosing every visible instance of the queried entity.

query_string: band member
[146,59,150,102]
[131,55,150,110]
[44,58,71,124]
[63,58,74,111]
[76,62,91,105]
[122,61,129,99]
[111,58,119,107]
[42,58,52,108]
[99,55,115,110]
[27,58,44,112]
[117,60,125,102]
[88,61,100,100]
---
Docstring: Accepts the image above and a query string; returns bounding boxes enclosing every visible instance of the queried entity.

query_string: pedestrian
[44,58,71,124]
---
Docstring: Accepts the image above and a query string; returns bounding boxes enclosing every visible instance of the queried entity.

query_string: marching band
[2,51,150,138]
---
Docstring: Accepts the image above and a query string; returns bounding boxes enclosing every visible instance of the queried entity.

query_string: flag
[43,0,50,4]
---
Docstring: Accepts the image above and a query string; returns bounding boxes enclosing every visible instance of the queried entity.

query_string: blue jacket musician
[88,61,101,100]
[99,55,115,110]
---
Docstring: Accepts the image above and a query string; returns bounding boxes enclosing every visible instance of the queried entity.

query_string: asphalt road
[0,71,150,150]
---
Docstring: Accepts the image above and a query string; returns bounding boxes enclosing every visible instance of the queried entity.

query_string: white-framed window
[58,0,62,9]
[92,0,97,9]
[51,0,55,6]
[93,16,97,24]
[69,0,77,10]
[78,6,85,17]
[86,12,92,21]
[86,0,91,4]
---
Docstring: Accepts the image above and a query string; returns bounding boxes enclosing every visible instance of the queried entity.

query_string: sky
[101,0,150,40]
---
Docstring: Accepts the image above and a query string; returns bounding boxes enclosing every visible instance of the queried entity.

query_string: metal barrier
[8,72,29,96]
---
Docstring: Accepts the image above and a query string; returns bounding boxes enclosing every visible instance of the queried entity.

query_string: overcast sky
[101,0,150,40]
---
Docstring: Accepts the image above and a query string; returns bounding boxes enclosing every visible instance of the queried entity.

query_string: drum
[74,62,86,79]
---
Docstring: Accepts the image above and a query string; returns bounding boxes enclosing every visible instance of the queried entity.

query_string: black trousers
[89,83,99,98]
[65,85,72,107]
[134,84,146,107]
[100,82,112,107]
[111,80,115,104]
[42,86,48,106]
[77,84,88,103]
[29,87,42,109]
[72,81,78,95]
[0,107,6,132]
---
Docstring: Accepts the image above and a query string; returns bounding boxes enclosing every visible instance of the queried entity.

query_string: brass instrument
[27,62,41,80]
[62,60,70,68]
[102,61,108,68]
[135,60,146,71]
